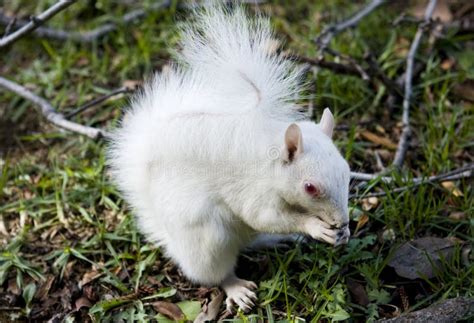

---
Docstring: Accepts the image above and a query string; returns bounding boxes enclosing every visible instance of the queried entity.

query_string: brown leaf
[152,301,185,320]
[75,296,92,311]
[78,269,103,289]
[35,275,55,301]
[361,196,379,211]
[346,279,369,307]
[388,237,459,279]
[441,181,464,197]
[440,58,455,70]
[194,291,224,323]
[355,214,369,234]
[360,131,397,150]
[7,278,21,296]
[449,211,466,221]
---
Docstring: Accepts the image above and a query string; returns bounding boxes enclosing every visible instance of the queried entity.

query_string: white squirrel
[107,4,350,312]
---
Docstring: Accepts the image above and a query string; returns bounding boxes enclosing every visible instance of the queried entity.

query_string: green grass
[1,0,473,321]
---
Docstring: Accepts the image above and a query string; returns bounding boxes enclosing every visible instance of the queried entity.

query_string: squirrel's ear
[320,108,335,138]
[284,123,303,163]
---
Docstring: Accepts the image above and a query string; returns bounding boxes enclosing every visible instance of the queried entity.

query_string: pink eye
[304,182,320,197]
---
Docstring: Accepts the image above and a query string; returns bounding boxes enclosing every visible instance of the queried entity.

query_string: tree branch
[350,164,473,199]
[0,0,78,48]
[65,87,132,119]
[392,0,438,168]
[0,1,171,43]
[315,0,385,53]
[0,76,110,139]
[289,54,361,76]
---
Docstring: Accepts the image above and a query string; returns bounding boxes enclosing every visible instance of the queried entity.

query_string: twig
[0,76,110,139]
[325,48,370,80]
[298,0,402,95]
[0,0,78,48]
[315,0,385,54]
[289,54,361,77]
[0,0,176,43]
[66,87,132,118]
[350,164,473,199]
[0,1,171,43]
[392,0,438,168]
[351,171,392,182]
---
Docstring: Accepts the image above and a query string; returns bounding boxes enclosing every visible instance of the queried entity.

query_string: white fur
[107,4,350,310]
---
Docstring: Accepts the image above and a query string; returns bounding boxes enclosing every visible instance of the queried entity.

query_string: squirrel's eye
[304,182,320,197]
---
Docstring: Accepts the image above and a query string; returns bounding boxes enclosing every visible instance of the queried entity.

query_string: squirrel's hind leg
[221,272,258,313]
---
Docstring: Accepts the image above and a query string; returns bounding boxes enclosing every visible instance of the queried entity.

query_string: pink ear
[320,108,335,138]
[284,123,303,162]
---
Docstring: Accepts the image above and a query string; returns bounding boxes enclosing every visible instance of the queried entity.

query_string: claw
[222,275,258,313]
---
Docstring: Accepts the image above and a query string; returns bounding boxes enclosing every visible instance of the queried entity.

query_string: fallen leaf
[362,197,379,211]
[388,237,459,279]
[35,275,55,301]
[8,278,21,296]
[449,211,466,221]
[368,197,379,207]
[355,214,369,234]
[152,301,185,320]
[377,297,474,322]
[360,131,397,150]
[79,269,102,289]
[440,58,455,70]
[194,291,224,323]
[346,279,369,307]
[75,296,92,311]
[441,181,464,197]
[375,125,386,134]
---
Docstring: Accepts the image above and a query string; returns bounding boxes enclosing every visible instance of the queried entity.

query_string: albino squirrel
[108,5,350,312]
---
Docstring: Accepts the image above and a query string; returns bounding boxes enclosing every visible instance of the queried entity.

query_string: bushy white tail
[176,4,304,119]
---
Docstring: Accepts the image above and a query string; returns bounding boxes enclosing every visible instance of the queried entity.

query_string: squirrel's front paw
[303,218,350,246]
[221,275,258,313]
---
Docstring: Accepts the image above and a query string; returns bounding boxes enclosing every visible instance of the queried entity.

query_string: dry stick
[350,163,474,183]
[66,87,131,118]
[351,171,392,182]
[293,53,402,95]
[0,76,110,139]
[306,0,402,95]
[0,1,171,43]
[315,0,385,54]
[392,0,438,168]
[289,55,361,77]
[350,164,473,199]
[0,0,78,48]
